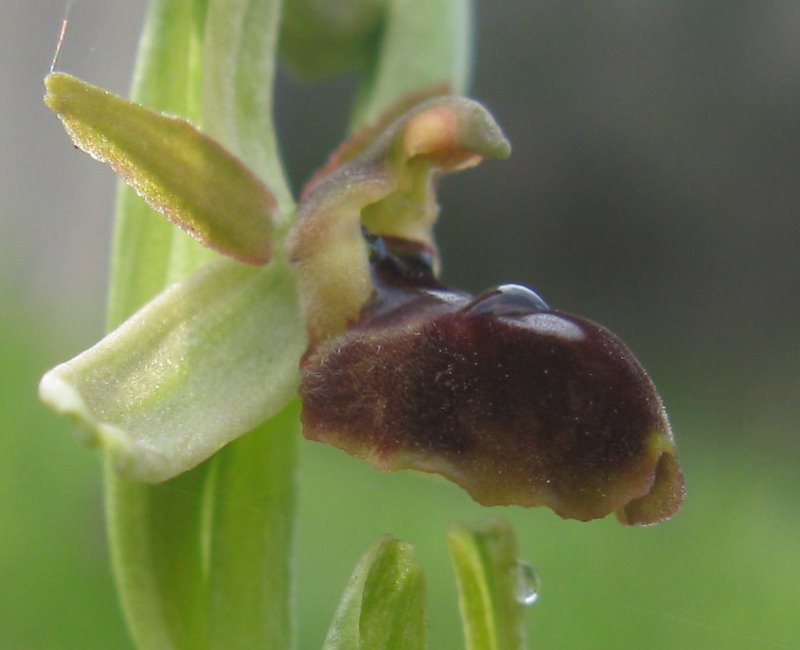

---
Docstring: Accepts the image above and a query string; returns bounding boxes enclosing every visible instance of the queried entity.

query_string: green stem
[207,399,300,650]
[200,1,298,648]
[202,0,293,217]
[106,465,212,650]
[106,0,209,328]
[104,1,295,649]
[105,3,212,648]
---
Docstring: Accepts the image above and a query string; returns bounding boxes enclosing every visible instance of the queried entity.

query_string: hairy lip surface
[300,271,684,525]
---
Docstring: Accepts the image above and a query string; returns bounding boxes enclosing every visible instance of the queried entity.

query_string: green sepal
[39,257,305,483]
[323,536,427,650]
[447,519,527,650]
[44,72,277,265]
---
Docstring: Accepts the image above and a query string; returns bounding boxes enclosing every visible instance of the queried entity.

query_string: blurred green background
[2,1,798,648]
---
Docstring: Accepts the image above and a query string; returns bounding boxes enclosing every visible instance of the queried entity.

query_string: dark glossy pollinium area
[300,233,684,525]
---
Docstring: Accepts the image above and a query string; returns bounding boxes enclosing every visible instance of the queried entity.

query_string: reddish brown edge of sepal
[301,83,451,201]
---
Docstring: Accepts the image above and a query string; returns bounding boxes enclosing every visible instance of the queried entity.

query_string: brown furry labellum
[299,234,685,525]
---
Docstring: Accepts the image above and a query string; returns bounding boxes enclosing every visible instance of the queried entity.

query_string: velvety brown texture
[301,267,684,524]
[291,93,682,525]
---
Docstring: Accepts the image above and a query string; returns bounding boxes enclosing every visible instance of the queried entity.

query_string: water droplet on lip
[514,560,541,606]
[462,284,549,317]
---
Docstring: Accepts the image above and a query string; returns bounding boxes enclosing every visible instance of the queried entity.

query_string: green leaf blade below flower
[39,258,305,483]
[447,519,526,650]
[44,72,277,265]
[323,536,427,650]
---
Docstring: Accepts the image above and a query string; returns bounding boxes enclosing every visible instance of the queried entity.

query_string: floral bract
[40,73,683,524]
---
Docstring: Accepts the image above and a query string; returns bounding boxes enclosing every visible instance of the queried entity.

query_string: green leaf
[207,398,299,650]
[447,520,527,650]
[107,0,216,328]
[105,462,212,650]
[202,0,294,215]
[100,4,215,649]
[352,0,472,128]
[323,536,427,650]
[39,258,305,483]
[45,71,277,265]
[107,0,211,327]
[93,3,300,650]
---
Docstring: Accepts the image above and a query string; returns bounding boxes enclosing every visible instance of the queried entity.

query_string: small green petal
[301,85,451,199]
[323,536,427,650]
[39,258,305,483]
[447,519,526,650]
[44,72,277,265]
[290,95,510,344]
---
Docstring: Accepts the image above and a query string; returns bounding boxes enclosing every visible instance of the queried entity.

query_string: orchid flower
[40,72,682,524]
[38,1,683,647]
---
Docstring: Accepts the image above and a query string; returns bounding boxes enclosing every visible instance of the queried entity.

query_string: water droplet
[462,284,549,317]
[514,561,541,606]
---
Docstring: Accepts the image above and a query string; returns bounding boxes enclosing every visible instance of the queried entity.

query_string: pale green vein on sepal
[202,0,294,216]
[45,72,277,265]
[323,536,427,650]
[351,0,472,129]
[447,520,527,650]
[39,258,305,483]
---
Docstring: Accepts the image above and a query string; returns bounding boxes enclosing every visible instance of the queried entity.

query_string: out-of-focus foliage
[0,295,131,649]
